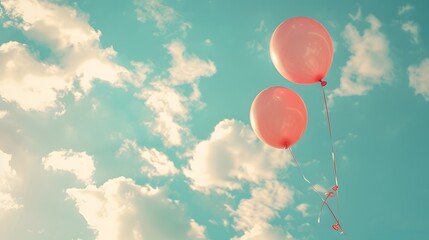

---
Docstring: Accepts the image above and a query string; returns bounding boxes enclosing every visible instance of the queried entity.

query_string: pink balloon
[250,86,307,149]
[270,17,333,84]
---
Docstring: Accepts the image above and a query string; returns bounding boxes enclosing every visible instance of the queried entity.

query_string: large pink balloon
[270,17,333,84]
[250,86,307,149]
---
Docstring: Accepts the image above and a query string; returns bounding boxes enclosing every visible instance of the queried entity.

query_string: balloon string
[287,148,345,234]
[320,81,340,207]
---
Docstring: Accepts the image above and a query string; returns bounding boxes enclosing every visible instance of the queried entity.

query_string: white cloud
[232,225,294,240]
[42,149,95,184]
[184,119,291,193]
[228,181,294,240]
[247,40,264,52]
[188,219,206,239]
[137,41,216,147]
[0,192,22,211]
[139,81,188,146]
[284,214,293,221]
[134,0,191,35]
[401,21,420,44]
[398,4,414,15]
[118,139,178,177]
[1,0,100,50]
[138,148,178,177]
[0,110,8,119]
[204,39,213,46]
[135,0,177,29]
[296,203,310,217]
[0,0,133,111]
[349,7,362,21]
[167,41,216,86]
[312,184,328,193]
[255,20,267,32]
[408,58,429,101]
[248,20,269,55]
[0,148,22,211]
[0,41,72,111]
[67,177,206,240]
[64,46,131,94]
[129,61,153,88]
[0,150,12,175]
[330,15,393,102]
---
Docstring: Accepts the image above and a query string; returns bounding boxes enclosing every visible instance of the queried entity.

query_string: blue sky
[0,0,428,239]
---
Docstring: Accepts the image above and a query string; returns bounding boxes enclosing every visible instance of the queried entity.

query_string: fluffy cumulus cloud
[117,139,178,177]
[137,41,216,147]
[188,219,206,239]
[408,58,429,101]
[0,148,22,211]
[1,0,100,50]
[401,21,420,44]
[227,181,294,240]
[184,119,291,193]
[330,15,393,101]
[42,149,95,184]
[67,177,206,240]
[0,41,71,111]
[0,0,132,111]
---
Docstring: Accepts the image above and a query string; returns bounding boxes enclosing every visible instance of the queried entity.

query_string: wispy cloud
[329,15,393,103]
[247,40,264,52]
[312,184,328,193]
[204,39,213,46]
[401,21,420,44]
[398,4,414,15]
[228,181,294,240]
[408,58,429,101]
[67,177,206,240]
[134,0,191,35]
[183,119,291,193]
[349,7,362,21]
[139,81,189,146]
[42,149,95,184]
[117,139,178,177]
[247,19,268,54]
[137,41,216,147]
[167,41,216,86]
[255,20,267,32]
[296,203,310,217]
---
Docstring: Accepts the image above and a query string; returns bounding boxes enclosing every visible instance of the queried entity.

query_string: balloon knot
[321,81,327,87]
[332,185,338,192]
[325,191,334,198]
[332,223,340,231]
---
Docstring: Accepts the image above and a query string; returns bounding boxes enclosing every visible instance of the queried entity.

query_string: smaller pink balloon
[250,86,307,149]
[270,17,333,84]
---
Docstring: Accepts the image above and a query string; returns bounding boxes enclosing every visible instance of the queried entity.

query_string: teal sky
[1,0,428,239]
